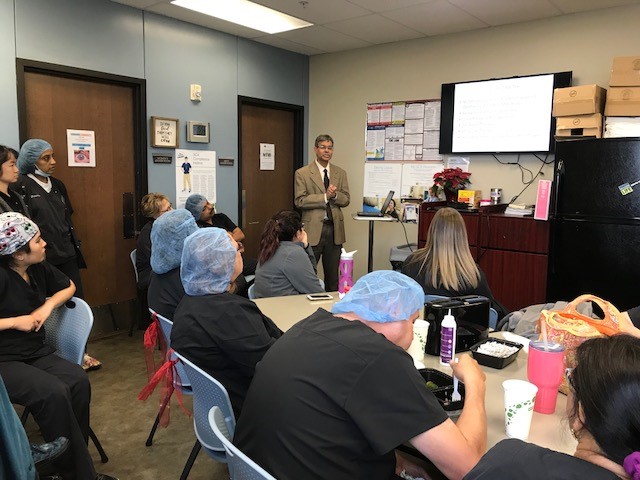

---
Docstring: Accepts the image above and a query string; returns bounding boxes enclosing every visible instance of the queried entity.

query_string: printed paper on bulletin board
[365,99,442,162]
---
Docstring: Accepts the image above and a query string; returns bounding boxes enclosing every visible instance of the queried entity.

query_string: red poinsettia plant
[430,168,472,196]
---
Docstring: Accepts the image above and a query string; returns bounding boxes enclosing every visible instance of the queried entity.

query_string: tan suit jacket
[294,163,350,246]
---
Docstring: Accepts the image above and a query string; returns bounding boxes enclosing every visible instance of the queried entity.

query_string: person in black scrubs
[147,208,198,320]
[0,146,28,216]
[0,212,116,480]
[171,227,281,415]
[465,334,640,480]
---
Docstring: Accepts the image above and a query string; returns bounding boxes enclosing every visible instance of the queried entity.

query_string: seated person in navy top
[184,193,257,293]
[465,334,640,480]
[0,212,116,480]
[254,210,324,298]
[171,228,281,415]
[235,270,487,480]
[147,209,198,320]
[402,207,507,319]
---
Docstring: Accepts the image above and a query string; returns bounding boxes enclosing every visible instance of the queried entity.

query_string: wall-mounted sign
[151,116,179,148]
[218,157,234,166]
[152,154,173,164]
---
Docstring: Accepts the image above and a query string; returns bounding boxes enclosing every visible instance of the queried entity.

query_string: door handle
[249,221,259,225]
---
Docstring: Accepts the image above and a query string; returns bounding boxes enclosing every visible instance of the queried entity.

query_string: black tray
[419,368,465,414]
[470,338,523,369]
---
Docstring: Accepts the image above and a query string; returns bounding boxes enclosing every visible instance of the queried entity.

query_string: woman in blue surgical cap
[147,209,198,320]
[170,227,282,415]
[14,139,86,298]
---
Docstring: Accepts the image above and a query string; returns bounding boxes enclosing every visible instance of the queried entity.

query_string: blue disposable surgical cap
[332,270,424,323]
[18,139,52,175]
[184,194,207,221]
[180,228,237,296]
[150,209,198,274]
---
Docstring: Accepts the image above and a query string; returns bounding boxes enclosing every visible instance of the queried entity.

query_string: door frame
[16,58,148,229]
[237,96,304,229]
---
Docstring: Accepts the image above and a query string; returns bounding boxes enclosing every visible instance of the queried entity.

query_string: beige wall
[308,4,640,281]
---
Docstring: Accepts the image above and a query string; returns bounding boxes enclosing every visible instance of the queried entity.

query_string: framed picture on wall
[151,116,179,148]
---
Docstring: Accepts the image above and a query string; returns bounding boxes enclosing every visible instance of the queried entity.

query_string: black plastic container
[470,338,523,369]
[419,368,465,416]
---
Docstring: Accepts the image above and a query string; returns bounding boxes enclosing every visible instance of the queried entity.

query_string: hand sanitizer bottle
[440,309,457,366]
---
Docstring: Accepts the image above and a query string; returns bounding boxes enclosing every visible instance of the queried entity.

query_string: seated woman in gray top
[147,209,198,320]
[254,210,324,298]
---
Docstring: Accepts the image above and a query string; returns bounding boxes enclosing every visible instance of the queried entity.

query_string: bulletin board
[363,99,444,206]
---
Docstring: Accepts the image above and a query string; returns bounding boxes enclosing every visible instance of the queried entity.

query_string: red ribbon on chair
[143,313,168,381]
[138,351,191,428]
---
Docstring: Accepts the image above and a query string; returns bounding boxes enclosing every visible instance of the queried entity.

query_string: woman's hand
[11,315,40,332]
[31,304,54,327]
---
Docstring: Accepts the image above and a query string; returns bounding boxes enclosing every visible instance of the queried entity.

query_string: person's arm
[230,227,245,243]
[331,170,350,208]
[284,245,324,294]
[0,316,41,332]
[409,355,487,480]
[619,309,640,338]
[30,280,76,330]
[294,170,326,210]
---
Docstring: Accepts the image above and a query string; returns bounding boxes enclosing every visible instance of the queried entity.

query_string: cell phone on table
[307,293,333,301]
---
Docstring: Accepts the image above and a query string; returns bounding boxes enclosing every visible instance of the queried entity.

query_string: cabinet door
[481,215,549,254]
[479,250,548,312]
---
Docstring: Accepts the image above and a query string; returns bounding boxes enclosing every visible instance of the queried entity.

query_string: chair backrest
[130,249,139,283]
[209,406,276,480]
[247,284,256,300]
[174,352,236,461]
[151,309,191,389]
[44,297,93,366]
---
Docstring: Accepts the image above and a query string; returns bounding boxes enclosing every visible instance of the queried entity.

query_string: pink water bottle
[338,248,357,295]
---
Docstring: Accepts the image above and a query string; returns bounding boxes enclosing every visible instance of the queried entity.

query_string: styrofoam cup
[503,379,538,440]
[407,320,430,363]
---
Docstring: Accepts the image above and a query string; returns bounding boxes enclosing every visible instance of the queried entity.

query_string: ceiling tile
[549,0,639,14]
[383,0,488,36]
[449,0,562,26]
[110,0,164,8]
[325,14,424,43]
[346,0,436,13]
[276,25,372,52]
[252,0,370,24]
[253,35,326,55]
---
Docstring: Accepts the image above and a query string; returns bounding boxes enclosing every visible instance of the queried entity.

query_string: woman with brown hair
[136,192,172,290]
[402,207,507,318]
[254,210,324,298]
[0,146,28,216]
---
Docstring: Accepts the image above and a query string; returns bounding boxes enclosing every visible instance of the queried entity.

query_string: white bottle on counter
[440,309,457,366]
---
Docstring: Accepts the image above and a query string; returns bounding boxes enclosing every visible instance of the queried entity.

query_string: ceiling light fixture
[171,0,313,34]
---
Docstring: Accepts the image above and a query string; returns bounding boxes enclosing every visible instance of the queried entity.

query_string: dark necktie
[324,169,333,222]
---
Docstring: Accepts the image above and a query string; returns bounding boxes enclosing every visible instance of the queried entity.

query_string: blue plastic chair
[209,406,276,480]
[144,309,192,447]
[31,297,109,463]
[174,352,236,480]
[247,284,256,300]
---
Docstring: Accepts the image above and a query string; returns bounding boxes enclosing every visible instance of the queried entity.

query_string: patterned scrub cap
[0,212,39,256]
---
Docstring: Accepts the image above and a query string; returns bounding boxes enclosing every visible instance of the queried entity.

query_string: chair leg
[145,384,174,446]
[179,440,201,480]
[89,427,109,463]
[20,407,30,425]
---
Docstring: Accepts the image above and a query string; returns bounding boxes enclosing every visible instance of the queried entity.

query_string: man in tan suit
[294,134,350,292]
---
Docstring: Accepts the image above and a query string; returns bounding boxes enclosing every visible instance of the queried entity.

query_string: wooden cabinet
[418,204,550,312]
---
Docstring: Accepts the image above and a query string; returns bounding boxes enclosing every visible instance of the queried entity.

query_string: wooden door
[239,101,302,258]
[23,72,137,306]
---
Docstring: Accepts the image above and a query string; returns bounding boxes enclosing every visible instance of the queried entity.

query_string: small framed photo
[151,116,179,148]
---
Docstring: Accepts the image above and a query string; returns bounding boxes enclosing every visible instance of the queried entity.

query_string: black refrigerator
[547,137,640,311]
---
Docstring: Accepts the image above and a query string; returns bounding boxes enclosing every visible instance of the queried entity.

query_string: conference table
[253,292,577,455]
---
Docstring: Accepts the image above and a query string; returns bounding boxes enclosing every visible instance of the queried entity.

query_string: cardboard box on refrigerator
[609,56,640,86]
[555,114,602,138]
[604,87,640,116]
[552,85,606,116]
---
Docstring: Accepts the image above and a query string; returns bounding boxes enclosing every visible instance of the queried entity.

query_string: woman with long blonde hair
[402,207,506,317]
